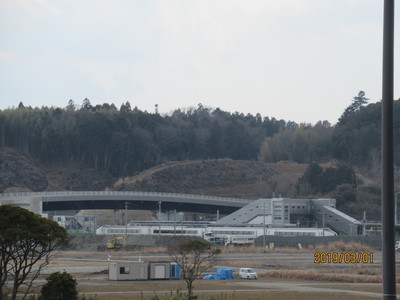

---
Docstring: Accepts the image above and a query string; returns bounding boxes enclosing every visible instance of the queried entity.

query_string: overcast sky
[0,0,398,124]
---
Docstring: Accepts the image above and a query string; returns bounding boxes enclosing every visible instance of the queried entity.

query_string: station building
[216,198,362,236]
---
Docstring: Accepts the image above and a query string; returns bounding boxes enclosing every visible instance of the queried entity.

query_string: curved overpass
[0,191,253,215]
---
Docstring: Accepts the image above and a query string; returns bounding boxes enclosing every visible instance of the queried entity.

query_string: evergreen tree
[41,271,78,300]
[338,91,369,126]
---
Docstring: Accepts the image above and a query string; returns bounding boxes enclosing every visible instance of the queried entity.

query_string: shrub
[40,271,78,300]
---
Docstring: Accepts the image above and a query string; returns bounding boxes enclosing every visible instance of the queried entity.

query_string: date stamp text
[314,252,373,264]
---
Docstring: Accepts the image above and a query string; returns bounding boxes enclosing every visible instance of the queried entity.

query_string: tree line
[0,100,290,177]
[260,91,400,171]
[1,91,398,179]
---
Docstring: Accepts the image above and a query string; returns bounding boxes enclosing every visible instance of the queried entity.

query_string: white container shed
[149,262,171,280]
[109,261,149,281]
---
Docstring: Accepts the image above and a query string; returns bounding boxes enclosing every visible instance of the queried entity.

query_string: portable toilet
[170,263,181,279]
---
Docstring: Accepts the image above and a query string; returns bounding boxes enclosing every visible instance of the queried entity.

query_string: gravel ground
[33,248,398,299]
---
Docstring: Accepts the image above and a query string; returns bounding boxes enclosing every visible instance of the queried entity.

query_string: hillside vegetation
[0,100,290,178]
[113,159,308,199]
[2,93,399,176]
[1,92,397,221]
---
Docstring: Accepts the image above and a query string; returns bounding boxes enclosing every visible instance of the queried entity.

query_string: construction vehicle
[106,235,127,249]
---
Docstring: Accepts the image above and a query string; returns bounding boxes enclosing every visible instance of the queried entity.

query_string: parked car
[238,268,258,279]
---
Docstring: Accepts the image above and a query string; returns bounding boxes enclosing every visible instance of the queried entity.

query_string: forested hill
[1,93,398,220]
[1,94,400,179]
[0,100,291,178]
[259,92,400,173]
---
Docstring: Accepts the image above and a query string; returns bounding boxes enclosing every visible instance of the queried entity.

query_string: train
[96,224,337,245]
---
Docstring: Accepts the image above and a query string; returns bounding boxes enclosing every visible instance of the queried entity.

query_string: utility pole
[381,1,396,299]
[158,201,162,237]
[363,211,367,236]
[395,193,398,225]
[174,209,176,236]
[125,201,128,236]
[263,202,266,249]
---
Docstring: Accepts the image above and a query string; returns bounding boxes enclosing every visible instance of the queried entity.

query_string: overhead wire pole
[158,201,162,237]
[125,201,129,236]
[263,202,266,249]
[381,0,396,299]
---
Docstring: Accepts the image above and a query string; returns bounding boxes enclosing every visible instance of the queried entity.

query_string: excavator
[106,235,127,249]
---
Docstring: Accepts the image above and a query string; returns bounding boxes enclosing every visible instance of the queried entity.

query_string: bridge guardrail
[0,191,252,203]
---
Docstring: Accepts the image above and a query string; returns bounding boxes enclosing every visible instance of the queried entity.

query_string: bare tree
[0,205,68,300]
[169,239,220,300]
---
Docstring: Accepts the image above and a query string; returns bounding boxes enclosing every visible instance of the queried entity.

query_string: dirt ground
[26,249,398,300]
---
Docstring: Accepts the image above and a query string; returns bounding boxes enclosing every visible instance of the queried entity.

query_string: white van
[239,268,258,279]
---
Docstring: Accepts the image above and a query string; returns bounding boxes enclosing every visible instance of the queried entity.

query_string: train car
[96,224,337,239]
[266,227,337,237]
[204,227,263,239]
[96,225,205,237]
[96,225,142,235]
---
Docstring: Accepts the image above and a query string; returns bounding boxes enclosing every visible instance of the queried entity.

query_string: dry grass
[84,291,379,300]
[53,247,170,258]
[74,279,382,300]
[220,241,373,255]
[262,269,400,284]
[216,260,262,269]
[77,280,266,294]
[221,245,264,254]
[129,247,170,254]
[134,242,374,259]
[26,247,388,300]
[222,245,306,254]
[308,241,373,253]
[78,291,377,300]
[355,267,379,276]
[315,284,381,293]
[57,242,372,257]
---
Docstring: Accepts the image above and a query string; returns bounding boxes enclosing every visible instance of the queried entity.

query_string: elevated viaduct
[0,191,252,215]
